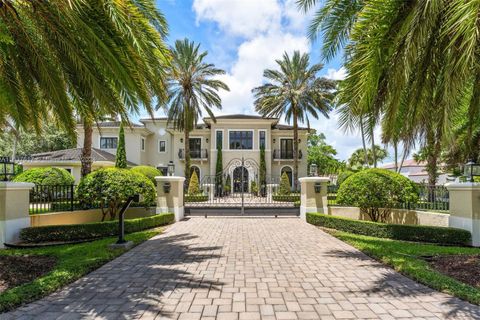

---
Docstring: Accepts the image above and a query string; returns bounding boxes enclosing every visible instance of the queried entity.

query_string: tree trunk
[81,118,93,178]
[398,142,408,173]
[426,128,438,186]
[393,141,398,172]
[360,117,369,168]
[370,124,377,168]
[293,107,299,192]
[184,128,190,190]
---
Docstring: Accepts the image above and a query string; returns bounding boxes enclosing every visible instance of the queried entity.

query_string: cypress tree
[215,145,223,196]
[188,170,200,195]
[259,145,267,196]
[279,171,291,195]
[115,123,127,168]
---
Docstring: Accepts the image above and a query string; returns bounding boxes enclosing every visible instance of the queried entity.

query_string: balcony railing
[178,149,208,160]
[272,149,302,160]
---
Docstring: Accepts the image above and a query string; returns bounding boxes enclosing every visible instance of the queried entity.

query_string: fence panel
[29,184,75,214]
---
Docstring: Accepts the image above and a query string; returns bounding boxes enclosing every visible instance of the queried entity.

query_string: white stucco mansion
[23,114,311,186]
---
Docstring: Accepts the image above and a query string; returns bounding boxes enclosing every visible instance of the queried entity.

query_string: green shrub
[224,174,231,194]
[76,168,155,221]
[13,167,74,185]
[279,172,291,195]
[272,194,300,202]
[185,194,209,202]
[131,166,162,185]
[336,170,354,186]
[20,213,174,243]
[307,213,471,246]
[336,168,418,222]
[188,170,200,195]
[250,180,258,195]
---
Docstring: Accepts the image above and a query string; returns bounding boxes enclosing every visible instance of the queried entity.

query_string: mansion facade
[76,114,311,186]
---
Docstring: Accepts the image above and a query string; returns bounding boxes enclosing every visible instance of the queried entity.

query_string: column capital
[445,182,480,191]
[0,182,35,190]
[155,176,186,183]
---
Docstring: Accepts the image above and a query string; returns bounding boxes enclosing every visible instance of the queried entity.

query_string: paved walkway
[3,218,480,320]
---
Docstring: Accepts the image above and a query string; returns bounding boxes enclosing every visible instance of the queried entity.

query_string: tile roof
[78,121,144,128]
[22,148,137,166]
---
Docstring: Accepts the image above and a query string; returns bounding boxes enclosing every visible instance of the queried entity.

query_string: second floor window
[216,130,223,149]
[100,137,117,149]
[259,131,266,149]
[158,140,166,152]
[229,131,253,150]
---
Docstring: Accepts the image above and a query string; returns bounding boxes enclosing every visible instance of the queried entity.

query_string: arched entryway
[233,166,248,193]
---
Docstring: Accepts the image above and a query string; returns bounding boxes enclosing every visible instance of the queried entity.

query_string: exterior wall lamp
[180,138,183,143]
[314,182,322,193]
[167,160,175,176]
[163,182,171,193]
[0,157,16,181]
[464,160,480,182]
[309,163,318,177]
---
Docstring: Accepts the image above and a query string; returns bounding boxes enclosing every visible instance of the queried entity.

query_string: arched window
[280,166,293,188]
[189,166,201,180]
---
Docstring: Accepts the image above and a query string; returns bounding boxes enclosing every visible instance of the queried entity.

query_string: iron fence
[326,183,449,212]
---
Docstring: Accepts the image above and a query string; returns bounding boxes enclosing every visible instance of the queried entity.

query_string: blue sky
[149,0,385,162]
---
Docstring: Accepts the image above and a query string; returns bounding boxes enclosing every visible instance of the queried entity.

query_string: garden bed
[429,254,480,288]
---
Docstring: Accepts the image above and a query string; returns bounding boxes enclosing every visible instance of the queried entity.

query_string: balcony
[178,149,208,160]
[272,149,303,160]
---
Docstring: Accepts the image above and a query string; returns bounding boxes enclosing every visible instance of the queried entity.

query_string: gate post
[299,177,329,221]
[155,176,186,222]
[205,183,215,202]
[0,182,34,248]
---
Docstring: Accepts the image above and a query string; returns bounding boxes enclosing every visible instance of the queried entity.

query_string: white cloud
[325,67,347,80]
[193,0,281,38]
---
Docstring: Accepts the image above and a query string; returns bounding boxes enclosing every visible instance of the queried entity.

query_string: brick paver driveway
[3,217,480,320]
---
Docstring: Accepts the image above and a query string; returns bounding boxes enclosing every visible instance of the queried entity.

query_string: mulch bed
[429,254,480,288]
[0,255,56,293]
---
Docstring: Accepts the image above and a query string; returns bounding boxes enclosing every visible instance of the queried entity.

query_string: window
[141,138,145,151]
[259,130,266,149]
[229,131,253,150]
[216,130,223,149]
[100,137,117,149]
[280,138,294,159]
[158,140,166,153]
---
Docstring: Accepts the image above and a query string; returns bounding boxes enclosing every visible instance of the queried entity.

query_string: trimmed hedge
[307,213,471,246]
[273,194,300,202]
[20,213,174,243]
[185,194,208,202]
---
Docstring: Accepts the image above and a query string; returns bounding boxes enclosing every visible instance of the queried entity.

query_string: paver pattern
[3,217,480,319]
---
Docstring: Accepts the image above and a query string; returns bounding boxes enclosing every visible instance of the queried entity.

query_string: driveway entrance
[5,218,480,319]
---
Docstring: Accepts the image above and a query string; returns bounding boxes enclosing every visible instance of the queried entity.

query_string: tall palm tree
[161,39,229,183]
[298,0,480,185]
[0,1,170,176]
[253,51,336,188]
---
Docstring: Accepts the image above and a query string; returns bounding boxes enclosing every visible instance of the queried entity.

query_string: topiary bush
[188,170,200,195]
[278,172,291,195]
[336,170,354,186]
[13,167,75,185]
[336,168,418,222]
[20,213,174,243]
[307,213,471,246]
[250,180,258,195]
[131,166,162,185]
[76,168,156,221]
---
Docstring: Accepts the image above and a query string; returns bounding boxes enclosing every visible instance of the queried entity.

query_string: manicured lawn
[327,229,480,305]
[0,228,162,313]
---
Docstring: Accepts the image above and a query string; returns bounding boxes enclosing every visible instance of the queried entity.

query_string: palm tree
[0,1,170,176]
[253,51,336,188]
[298,0,480,185]
[161,39,229,182]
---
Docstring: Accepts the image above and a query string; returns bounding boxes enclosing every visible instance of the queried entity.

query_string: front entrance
[184,157,300,216]
[233,166,248,193]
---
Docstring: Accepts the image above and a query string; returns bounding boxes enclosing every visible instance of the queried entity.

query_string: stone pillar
[0,182,34,248]
[156,176,186,222]
[299,177,330,220]
[446,182,480,246]
[205,183,215,202]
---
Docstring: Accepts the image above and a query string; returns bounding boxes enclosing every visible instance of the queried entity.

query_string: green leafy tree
[336,169,418,222]
[115,124,127,168]
[131,166,162,185]
[14,167,75,185]
[307,133,345,174]
[0,123,74,158]
[348,146,388,170]
[77,168,155,221]
[160,39,229,185]
[215,145,223,196]
[259,145,267,196]
[253,51,336,188]
[279,172,291,195]
[188,170,200,195]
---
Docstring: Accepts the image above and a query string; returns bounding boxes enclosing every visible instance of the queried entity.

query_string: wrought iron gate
[184,157,300,216]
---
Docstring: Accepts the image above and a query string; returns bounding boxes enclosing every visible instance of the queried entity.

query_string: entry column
[156,176,186,222]
[299,177,329,221]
